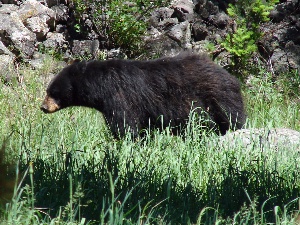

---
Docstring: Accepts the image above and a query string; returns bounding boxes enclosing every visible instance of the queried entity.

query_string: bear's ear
[68,59,81,65]
[70,60,87,76]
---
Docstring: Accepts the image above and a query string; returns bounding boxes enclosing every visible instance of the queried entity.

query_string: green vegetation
[1,0,299,223]
[0,55,300,224]
[72,0,170,57]
[220,0,279,75]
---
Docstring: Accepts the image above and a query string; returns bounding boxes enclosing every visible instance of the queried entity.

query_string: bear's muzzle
[40,95,60,113]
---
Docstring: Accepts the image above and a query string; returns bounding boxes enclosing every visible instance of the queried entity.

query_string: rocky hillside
[0,0,299,76]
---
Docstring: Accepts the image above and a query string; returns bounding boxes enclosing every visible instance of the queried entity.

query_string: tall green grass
[0,58,300,224]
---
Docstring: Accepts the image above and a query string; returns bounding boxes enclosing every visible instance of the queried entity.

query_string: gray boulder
[18,0,55,23]
[43,32,68,50]
[144,27,182,57]
[71,40,97,58]
[19,0,56,35]
[0,4,19,13]
[0,41,15,82]
[0,0,56,60]
[209,12,230,29]
[0,12,36,58]
[219,128,300,150]
[25,16,50,40]
[51,4,69,23]
[150,7,174,27]
[195,0,218,19]
[0,41,14,56]
[157,18,179,31]
[192,22,208,41]
[0,55,15,76]
[171,0,195,22]
[166,21,192,48]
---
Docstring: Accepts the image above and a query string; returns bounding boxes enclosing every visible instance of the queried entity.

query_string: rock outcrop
[0,0,299,76]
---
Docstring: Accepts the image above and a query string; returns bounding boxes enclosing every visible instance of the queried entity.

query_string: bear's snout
[40,95,60,113]
[40,104,49,113]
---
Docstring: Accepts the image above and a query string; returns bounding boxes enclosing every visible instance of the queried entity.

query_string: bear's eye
[49,89,60,99]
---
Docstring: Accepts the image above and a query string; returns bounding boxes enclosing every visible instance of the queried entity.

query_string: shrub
[220,0,279,76]
[72,0,170,57]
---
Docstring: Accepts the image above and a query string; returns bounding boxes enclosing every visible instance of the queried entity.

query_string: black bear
[41,52,245,138]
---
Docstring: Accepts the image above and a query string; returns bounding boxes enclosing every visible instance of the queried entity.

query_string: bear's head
[41,60,87,113]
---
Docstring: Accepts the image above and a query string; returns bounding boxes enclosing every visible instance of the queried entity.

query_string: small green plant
[72,0,170,57]
[220,0,279,75]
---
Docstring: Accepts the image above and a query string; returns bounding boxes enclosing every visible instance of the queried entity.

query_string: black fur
[41,52,246,137]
